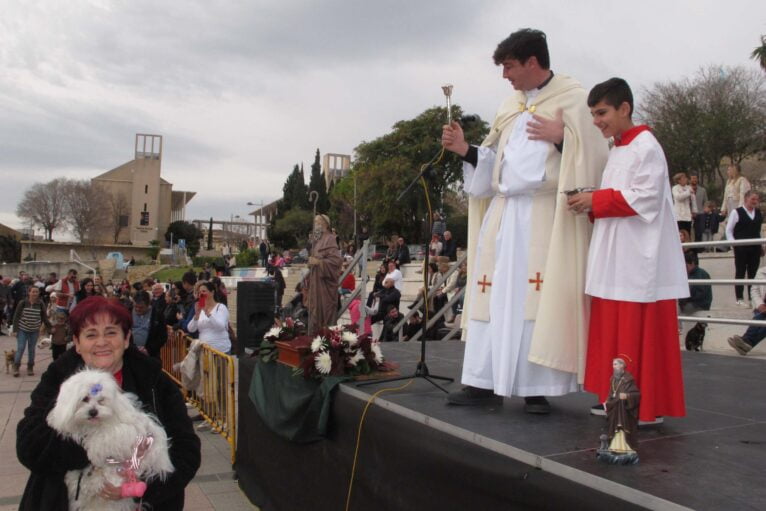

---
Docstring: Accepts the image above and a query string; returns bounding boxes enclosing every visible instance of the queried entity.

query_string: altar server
[567,77,687,422]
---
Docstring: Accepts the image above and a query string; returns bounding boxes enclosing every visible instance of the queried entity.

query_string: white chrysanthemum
[266,327,282,339]
[311,336,324,353]
[315,351,332,374]
[371,342,384,364]
[348,350,365,367]
[342,331,359,345]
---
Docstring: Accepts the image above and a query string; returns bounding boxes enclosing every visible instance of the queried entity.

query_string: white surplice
[585,130,688,302]
[461,89,579,397]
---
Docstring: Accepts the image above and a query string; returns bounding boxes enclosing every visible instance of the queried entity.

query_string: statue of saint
[597,357,640,464]
[307,215,343,335]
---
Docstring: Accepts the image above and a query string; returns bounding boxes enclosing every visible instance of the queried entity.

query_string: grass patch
[153,266,200,283]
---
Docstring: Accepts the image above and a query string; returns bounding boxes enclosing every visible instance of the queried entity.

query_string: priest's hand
[308,256,320,267]
[441,122,469,157]
[567,192,593,214]
[527,108,564,145]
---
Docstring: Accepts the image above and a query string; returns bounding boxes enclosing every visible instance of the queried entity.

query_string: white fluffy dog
[47,369,174,511]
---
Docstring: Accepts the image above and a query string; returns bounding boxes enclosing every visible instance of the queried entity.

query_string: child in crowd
[49,310,70,360]
[694,200,725,251]
[567,77,688,423]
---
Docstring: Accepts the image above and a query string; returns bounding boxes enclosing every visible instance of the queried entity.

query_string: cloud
[1,0,764,232]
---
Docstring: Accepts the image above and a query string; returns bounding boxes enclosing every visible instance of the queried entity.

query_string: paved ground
[0,333,258,511]
[1,253,763,510]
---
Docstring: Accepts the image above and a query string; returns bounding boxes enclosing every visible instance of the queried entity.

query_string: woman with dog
[16,296,201,510]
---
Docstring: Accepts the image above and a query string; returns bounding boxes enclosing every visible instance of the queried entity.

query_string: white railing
[680,237,766,327]
[337,239,370,333]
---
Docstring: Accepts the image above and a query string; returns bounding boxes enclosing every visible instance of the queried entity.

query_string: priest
[441,29,608,412]
[567,78,687,423]
[307,214,343,335]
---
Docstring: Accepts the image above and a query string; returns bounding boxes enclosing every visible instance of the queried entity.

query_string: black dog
[685,322,707,351]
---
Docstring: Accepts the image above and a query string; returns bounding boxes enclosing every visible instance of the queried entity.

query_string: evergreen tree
[282,164,309,210]
[308,149,330,213]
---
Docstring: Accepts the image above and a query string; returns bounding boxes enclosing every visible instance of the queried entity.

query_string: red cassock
[584,126,687,422]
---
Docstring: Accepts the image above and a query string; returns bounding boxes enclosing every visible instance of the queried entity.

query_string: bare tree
[640,66,766,195]
[62,180,109,243]
[16,178,68,241]
[108,191,130,243]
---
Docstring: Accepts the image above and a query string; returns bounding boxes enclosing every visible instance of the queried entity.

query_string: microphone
[460,114,479,124]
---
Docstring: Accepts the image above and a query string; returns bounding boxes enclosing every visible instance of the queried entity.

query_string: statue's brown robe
[307,233,343,335]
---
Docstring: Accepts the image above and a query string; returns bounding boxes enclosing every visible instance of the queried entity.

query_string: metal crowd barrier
[187,344,237,464]
[161,327,237,464]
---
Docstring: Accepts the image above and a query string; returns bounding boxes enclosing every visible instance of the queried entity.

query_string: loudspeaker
[236,280,276,356]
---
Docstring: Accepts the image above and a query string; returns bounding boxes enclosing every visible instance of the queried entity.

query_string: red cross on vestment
[477,275,492,293]
[529,272,543,291]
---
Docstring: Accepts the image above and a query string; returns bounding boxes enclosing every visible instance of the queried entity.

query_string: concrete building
[322,153,351,191]
[92,134,195,246]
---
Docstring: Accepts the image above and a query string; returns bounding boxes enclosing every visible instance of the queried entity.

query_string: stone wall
[20,241,153,264]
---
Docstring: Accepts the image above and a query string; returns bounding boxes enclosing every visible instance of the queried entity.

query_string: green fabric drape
[249,358,350,443]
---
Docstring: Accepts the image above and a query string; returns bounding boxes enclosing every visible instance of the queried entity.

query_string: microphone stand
[357,157,454,393]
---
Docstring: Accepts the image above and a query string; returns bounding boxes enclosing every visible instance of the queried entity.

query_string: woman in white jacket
[187,281,231,354]
[722,164,751,217]
[672,172,696,234]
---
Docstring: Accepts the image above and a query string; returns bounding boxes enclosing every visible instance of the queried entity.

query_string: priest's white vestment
[460,74,608,397]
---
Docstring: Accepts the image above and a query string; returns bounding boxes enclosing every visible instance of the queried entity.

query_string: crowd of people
[1,268,234,376]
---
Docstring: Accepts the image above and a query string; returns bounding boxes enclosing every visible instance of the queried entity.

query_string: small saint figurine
[597,357,640,465]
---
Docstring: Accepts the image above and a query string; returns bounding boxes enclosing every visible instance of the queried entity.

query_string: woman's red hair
[69,296,132,337]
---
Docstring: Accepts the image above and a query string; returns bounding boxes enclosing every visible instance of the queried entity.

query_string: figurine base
[597,449,639,465]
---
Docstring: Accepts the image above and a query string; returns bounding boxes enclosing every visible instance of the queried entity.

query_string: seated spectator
[340,262,355,296]
[678,251,712,314]
[385,259,404,292]
[694,201,725,252]
[441,231,457,261]
[379,305,402,342]
[428,234,442,257]
[344,244,356,263]
[728,263,766,356]
[367,263,388,307]
[402,311,422,342]
[368,278,401,324]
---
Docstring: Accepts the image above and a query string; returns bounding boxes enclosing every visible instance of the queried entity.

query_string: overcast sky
[1,0,764,237]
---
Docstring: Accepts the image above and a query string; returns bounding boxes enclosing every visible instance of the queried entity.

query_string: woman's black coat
[16,345,201,510]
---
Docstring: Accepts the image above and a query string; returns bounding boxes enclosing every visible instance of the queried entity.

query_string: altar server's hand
[567,192,593,214]
[441,122,469,156]
[527,108,564,145]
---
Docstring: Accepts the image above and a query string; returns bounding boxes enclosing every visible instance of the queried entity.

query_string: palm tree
[752,35,766,71]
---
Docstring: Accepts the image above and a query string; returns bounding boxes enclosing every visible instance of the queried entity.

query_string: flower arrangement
[258,317,307,363]
[299,325,385,380]
[262,323,387,380]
